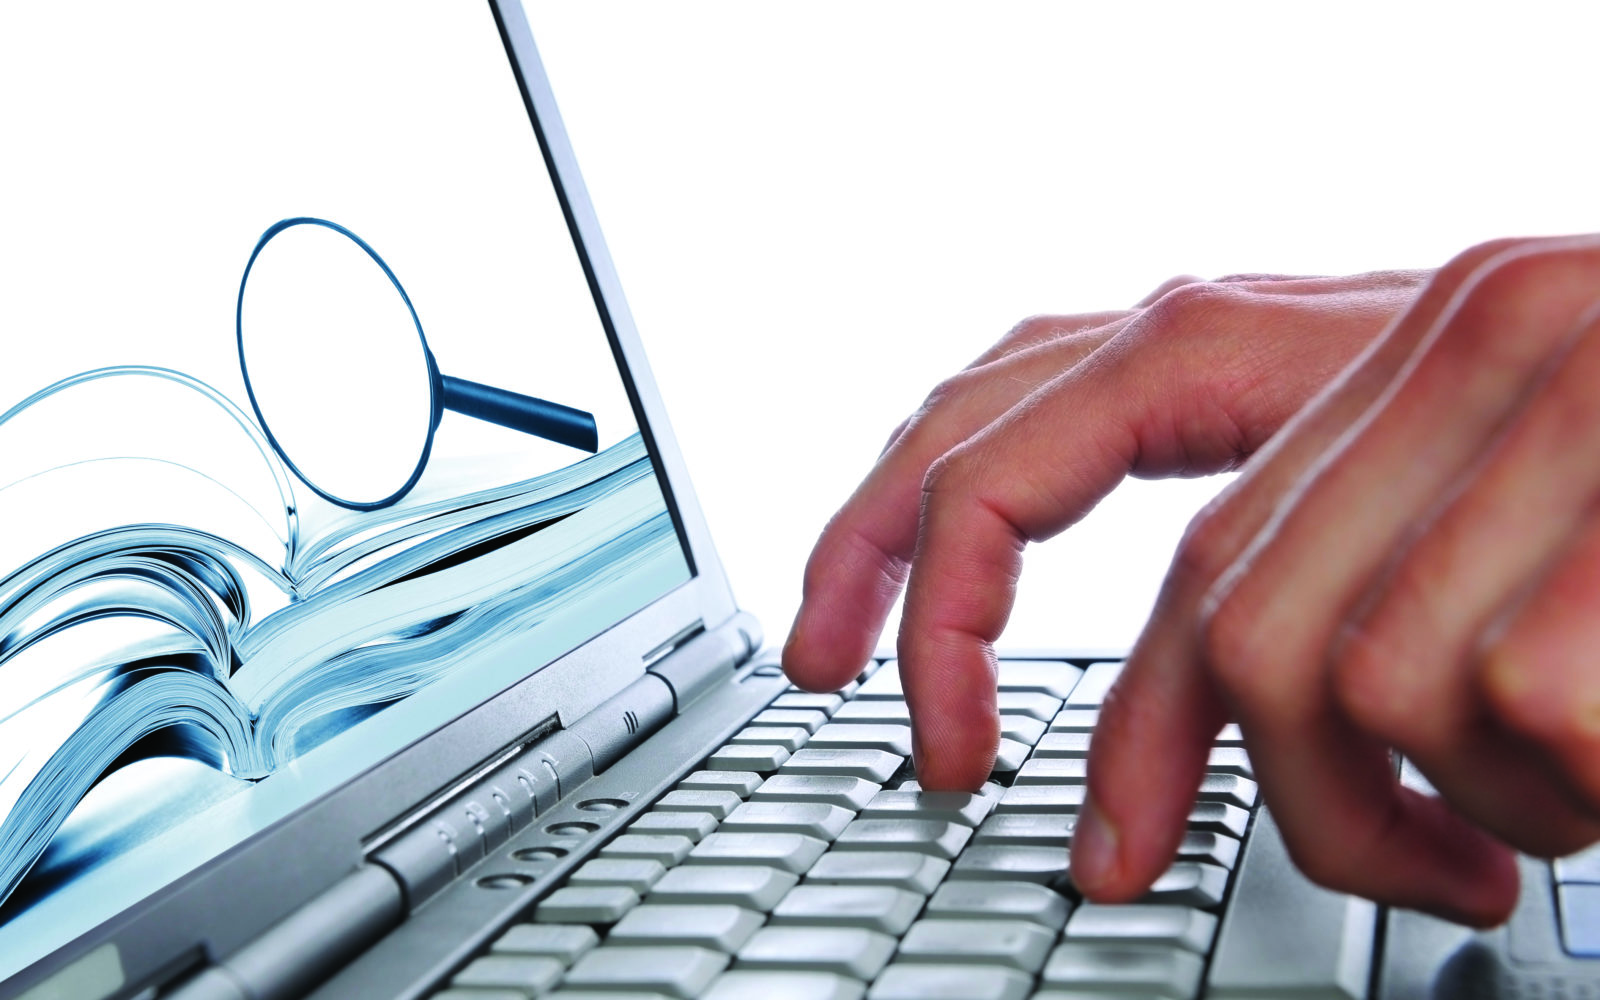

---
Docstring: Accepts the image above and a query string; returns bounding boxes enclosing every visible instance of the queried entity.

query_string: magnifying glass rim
[236,216,438,512]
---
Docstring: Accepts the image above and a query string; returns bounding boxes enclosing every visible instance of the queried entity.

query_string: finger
[881,315,1137,456]
[895,276,1407,789]
[967,311,1136,368]
[1483,511,1600,816]
[785,329,1123,692]
[1134,274,1204,308]
[1077,260,1471,899]
[1333,299,1600,856]
[1194,237,1600,921]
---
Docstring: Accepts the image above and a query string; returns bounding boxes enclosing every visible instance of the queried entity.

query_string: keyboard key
[566,858,666,894]
[534,886,639,924]
[769,693,844,716]
[771,884,925,935]
[687,832,828,874]
[562,945,728,999]
[926,880,1071,930]
[1041,942,1204,997]
[995,691,1063,722]
[704,971,865,1000]
[897,918,1056,972]
[868,964,1032,1000]
[1560,884,1600,956]
[999,714,1048,746]
[899,779,1005,800]
[1176,831,1242,870]
[751,708,829,733]
[990,739,1031,777]
[489,922,598,965]
[996,784,1088,814]
[1205,809,1375,999]
[707,744,791,774]
[807,723,914,755]
[729,725,810,752]
[973,811,1075,845]
[858,789,995,827]
[832,700,912,724]
[678,769,763,797]
[649,865,798,911]
[736,926,897,980]
[1015,759,1088,786]
[1142,863,1229,909]
[833,818,971,859]
[1556,841,1600,883]
[608,904,764,952]
[451,955,564,995]
[721,801,855,841]
[1031,733,1092,760]
[601,833,695,866]
[1215,722,1245,746]
[1067,904,1218,954]
[1186,801,1250,838]
[806,850,950,894]
[1196,773,1259,810]
[434,991,525,1000]
[1048,709,1099,733]
[996,659,1086,699]
[782,748,903,783]
[853,662,906,699]
[1062,661,1121,706]
[629,810,719,842]
[948,845,1069,885]
[1207,747,1253,778]
[655,789,742,820]
[751,773,881,810]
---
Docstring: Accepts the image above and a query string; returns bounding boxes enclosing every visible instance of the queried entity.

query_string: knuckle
[1007,313,1067,343]
[918,366,988,415]
[1278,828,1360,892]
[920,448,971,501]
[1139,281,1245,338]
[1170,503,1243,593]
[1481,644,1600,763]
[1329,623,1403,740]
[1198,580,1268,701]
[1465,244,1573,312]
[1436,236,1536,287]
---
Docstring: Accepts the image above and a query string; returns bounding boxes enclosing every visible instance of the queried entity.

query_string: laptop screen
[0,2,691,978]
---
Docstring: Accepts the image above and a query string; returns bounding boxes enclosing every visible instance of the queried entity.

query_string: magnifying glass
[236,217,598,511]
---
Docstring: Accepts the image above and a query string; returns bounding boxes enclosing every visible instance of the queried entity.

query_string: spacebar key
[1207,808,1376,999]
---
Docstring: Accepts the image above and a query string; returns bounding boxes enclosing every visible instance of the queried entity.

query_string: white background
[0,2,643,551]
[526,2,1600,650]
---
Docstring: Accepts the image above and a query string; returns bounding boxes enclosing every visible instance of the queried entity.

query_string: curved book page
[0,363,676,918]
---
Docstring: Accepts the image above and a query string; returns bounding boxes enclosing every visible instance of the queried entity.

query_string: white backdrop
[526,2,1600,650]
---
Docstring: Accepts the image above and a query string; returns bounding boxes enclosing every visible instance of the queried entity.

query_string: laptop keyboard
[426,658,1378,999]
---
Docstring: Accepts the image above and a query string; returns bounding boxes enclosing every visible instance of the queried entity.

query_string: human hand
[1071,236,1600,927]
[782,267,1426,782]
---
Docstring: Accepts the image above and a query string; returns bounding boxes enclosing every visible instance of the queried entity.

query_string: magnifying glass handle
[438,374,598,453]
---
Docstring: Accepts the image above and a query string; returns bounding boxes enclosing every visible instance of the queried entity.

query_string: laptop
[2,3,1598,998]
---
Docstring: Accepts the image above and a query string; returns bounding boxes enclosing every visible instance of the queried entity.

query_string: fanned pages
[0,367,675,913]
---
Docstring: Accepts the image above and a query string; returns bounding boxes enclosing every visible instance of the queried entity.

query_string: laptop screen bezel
[1,2,744,994]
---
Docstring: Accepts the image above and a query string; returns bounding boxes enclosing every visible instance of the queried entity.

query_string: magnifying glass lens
[238,223,434,509]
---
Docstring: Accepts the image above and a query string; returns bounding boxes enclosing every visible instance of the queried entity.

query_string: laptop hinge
[647,610,761,712]
[163,865,403,1000]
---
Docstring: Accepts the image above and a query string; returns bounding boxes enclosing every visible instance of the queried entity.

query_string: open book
[0,366,676,916]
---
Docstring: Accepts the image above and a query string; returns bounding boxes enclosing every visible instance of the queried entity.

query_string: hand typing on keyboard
[784,235,1600,928]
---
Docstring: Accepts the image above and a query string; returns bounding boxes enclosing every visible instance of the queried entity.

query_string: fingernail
[1071,796,1120,896]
